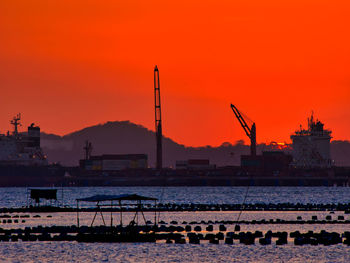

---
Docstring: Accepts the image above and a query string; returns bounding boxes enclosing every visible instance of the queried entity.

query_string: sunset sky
[0,0,349,147]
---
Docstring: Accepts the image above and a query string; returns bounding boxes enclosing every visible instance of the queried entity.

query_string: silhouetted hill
[41,121,350,167]
[42,121,186,167]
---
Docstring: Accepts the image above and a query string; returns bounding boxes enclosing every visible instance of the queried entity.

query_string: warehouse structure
[80,154,148,171]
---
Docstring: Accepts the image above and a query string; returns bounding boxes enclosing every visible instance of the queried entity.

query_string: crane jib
[230,104,257,156]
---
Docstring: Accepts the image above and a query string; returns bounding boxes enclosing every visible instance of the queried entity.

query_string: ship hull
[0,165,65,187]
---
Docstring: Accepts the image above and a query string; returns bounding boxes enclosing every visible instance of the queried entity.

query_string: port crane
[154,65,162,170]
[230,104,256,156]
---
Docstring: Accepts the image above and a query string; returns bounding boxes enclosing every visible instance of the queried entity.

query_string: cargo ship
[0,114,47,166]
[290,113,333,168]
[0,114,64,186]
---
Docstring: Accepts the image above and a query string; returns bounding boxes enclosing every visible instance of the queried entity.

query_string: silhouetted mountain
[41,121,350,167]
[42,121,184,167]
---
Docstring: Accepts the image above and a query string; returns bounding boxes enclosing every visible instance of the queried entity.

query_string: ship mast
[11,113,21,138]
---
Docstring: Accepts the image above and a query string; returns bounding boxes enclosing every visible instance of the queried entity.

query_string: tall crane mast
[83,140,93,160]
[230,104,256,156]
[154,65,162,170]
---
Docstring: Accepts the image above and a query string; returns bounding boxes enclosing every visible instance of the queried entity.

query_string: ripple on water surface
[1,186,350,262]
[1,186,350,208]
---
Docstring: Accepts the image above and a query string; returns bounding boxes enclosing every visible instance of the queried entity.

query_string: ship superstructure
[0,114,47,166]
[290,113,332,168]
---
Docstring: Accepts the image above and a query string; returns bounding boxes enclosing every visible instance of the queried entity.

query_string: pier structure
[76,194,158,228]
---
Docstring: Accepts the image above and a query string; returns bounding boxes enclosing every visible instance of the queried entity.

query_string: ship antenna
[10,113,22,138]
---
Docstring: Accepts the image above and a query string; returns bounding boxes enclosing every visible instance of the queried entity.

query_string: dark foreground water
[1,186,350,262]
[0,242,349,263]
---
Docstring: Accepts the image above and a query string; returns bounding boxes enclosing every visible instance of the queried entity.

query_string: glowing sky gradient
[1,0,349,146]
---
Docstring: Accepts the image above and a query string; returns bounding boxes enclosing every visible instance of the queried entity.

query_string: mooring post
[119,200,123,226]
[154,200,157,226]
[77,201,80,228]
[110,200,113,228]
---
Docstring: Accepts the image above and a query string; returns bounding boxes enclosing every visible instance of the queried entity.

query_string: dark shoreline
[0,165,350,187]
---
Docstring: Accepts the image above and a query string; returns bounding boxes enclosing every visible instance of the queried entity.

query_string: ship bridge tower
[290,113,332,168]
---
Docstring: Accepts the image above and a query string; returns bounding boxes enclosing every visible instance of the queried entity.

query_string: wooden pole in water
[136,200,139,225]
[91,202,99,227]
[140,202,147,225]
[61,183,64,207]
[77,201,80,228]
[154,200,157,226]
[119,200,122,226]
[110,200,113,228]
[99,206,106,226]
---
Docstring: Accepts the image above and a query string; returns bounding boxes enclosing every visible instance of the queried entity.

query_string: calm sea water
[1,186,350,262]
[1,186,350,208]
[0,242,349,263]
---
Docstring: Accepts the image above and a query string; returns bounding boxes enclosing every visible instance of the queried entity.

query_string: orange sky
[0,0,349,146]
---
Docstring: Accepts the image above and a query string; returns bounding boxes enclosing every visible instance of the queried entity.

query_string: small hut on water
[28,188,59,207]
[76,194,158,227]
[75,194,159,242]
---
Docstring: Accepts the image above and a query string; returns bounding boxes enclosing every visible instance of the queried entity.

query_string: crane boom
[230,104,256,156]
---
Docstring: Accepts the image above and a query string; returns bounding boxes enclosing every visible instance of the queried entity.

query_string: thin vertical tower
[154,65,162,170]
